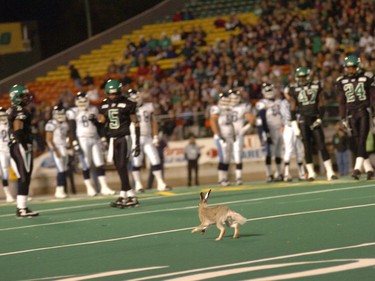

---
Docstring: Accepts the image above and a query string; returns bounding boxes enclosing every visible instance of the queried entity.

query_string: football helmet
[52,104,66,122]
[9,84,30,106]
[262,83,275,99]
[228,89,241,106]
[295,67,311,86]
[343,55,360,76]
[127,89,142,106]
[0,107,7,124]
[218,91,231,109]
[75,91,89,110]
[105,79,122,95]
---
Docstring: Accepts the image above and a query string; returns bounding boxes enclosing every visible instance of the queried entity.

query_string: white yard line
[0,202,375,257]
[0,183,374,232]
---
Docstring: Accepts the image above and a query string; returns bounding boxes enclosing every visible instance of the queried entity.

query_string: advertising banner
[0,22,24,54]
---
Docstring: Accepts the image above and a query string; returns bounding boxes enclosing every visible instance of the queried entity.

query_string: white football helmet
[262,83,275,99]
[218,91,231,110]
[228,89,241,106]
[75,91,89,110]
[127,89,142,106]
[52,104,66,122]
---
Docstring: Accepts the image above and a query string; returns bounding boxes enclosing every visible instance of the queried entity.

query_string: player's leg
[233,135,244,185]
[144,141,171,191]
[300,122,316,181]
[52,146,68,199]
[79,138,97,196]
[314,126,337,180]
[0,151,14,202]
[92,141,115,195]
[282,126,294,181]
[272,130,283,181]
[357,114,373,179]
[215,137,230,186]
[131,140,145,192]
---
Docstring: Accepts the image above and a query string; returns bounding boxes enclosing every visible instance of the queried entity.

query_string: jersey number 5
[108,109,120,129]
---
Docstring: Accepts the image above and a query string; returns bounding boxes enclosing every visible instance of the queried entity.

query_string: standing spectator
[8,85,39,217]
[184,135,201,187]
[82,71,94,87]
[332,125,351,177]
[45,105,69,199]
[0,107,14,202]
[336,55,375,180]
[98,79,141,208]
[288,67,337,181]
[69,64,82,90]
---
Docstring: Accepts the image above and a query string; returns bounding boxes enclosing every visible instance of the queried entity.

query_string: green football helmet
[343,55,360,76]
[295,67,311,86]
[104,79,122,95]
[9,84,30,106]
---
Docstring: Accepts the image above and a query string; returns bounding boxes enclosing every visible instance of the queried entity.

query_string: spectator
[82,71,94,87]
[332,125,351,177]
[69,64,82,90]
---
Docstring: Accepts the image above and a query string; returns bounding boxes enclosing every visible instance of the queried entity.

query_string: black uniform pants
[187,159,199,186]
[349,109,370,159]
[113,136,132,191]
[10,142,33,196]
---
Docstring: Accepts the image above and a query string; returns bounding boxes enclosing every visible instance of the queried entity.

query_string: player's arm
[130,113,141,156]
[45,130,60,158]
[287,90,301,136]
[11,117,28,148]
[151,112,160,146]
[210,113,222,138]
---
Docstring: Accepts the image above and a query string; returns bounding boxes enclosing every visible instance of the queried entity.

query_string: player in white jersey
[66,91,115,196]
[210,91,235,186]
[127,89,171,192]
[255,83,284,182]
[229,89,256,184]
[280,90,306,181]
[0,107,14,202]
[45,105,70,198]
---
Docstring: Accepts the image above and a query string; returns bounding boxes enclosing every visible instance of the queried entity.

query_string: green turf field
[1,178,375,280]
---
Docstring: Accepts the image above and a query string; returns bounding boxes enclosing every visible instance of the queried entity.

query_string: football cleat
[366,171,374,181]
[100,186,116,196]
[157,185,172,191]
[284,175,293,182]
[235,179,243,185]
[219,180,230,187]
[352,169,361,180]
[266,175,274,183]
[16,208,39,218]
[110,197,140,208]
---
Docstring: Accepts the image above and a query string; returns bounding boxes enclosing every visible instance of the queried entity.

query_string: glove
[133,144,141,157]
[152,135,159,146]
[310,118,322,130]
[214,134,226,143]
[72,140,83,155]
[100,137,108,151]
[291,120,301,137]
[266,132,273,145]
[240,124,251,135]
[341,118,350,131]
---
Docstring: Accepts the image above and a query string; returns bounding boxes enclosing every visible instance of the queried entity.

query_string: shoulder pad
[364,71,374,79]
[336,76,344,82]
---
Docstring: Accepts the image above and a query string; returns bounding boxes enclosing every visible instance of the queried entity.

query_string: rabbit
[191,189,247,240]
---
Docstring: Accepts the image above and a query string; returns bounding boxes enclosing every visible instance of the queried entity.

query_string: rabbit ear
[204,189,211,200]
[200,192,205,201]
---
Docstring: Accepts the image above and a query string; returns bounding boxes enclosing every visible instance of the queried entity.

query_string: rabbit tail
[229,211,247,225]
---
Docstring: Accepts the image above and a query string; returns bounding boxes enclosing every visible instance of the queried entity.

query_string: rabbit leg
[192,224,207,234]
[233,223,240,239]
[215,223,226,240]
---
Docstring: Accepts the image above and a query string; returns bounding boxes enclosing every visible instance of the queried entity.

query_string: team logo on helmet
[295,67,311,86]
[105,79,122,94]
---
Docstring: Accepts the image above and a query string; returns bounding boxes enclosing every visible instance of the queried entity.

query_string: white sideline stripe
[0,203,375,257]
[0,184,374,232]
[127,244,375,281]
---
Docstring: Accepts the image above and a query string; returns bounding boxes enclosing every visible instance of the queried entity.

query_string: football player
[289,67,337,181]
[128,89,171,192]
[210,91,234,186]
[98,79,141,208]
[0,107,14,202]
[255,83,284,182]
[229,88,256,184]
[7,85,39,217]
[336,55,375,180]
[66,91,115,196]
[45,104,69,199]
[280,89,306,181]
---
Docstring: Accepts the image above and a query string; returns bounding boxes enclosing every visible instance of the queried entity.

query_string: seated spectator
[173,10,183,22]
[159,32,172,51]
[225,14,243,31]
[107,58,118,75]
[82,71,94,87]
[171,29,182,43]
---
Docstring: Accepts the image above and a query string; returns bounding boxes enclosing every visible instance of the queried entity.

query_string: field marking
[0,202,375,257]
[0,183,374,232]
[126,244,375,281]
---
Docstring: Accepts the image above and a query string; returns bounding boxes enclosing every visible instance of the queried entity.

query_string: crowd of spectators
[30,0,375,154]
